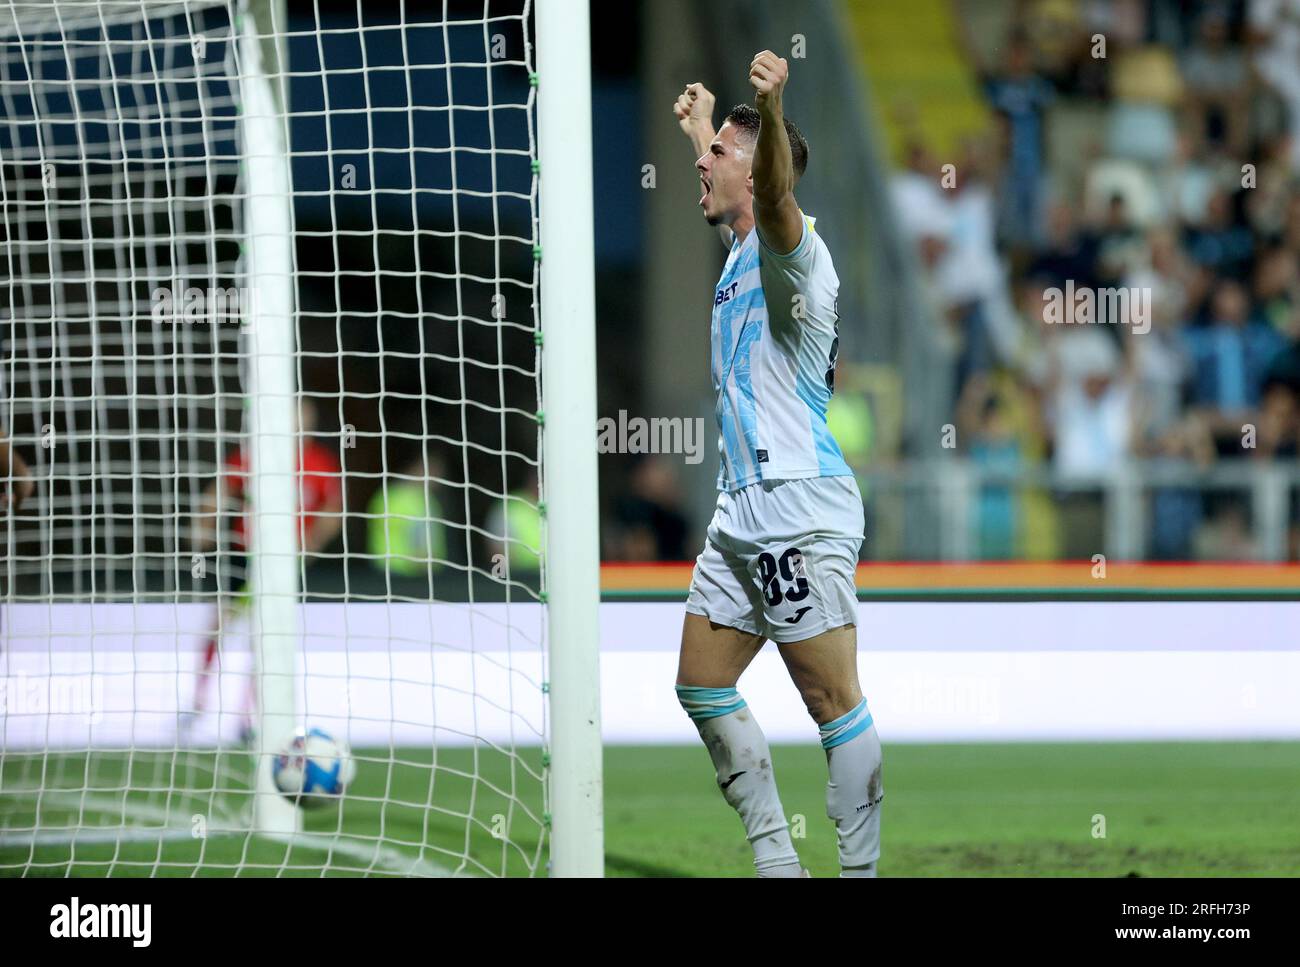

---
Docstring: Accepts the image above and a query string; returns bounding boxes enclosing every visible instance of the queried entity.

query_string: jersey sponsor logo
[714,281,739,306]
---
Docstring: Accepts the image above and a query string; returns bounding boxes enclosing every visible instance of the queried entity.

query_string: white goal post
[536,0,603,878]
[0,0,602,877]
[239,0,300,839]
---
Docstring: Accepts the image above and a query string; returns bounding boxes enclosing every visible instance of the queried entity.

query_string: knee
[799,684,860,727]
[675,684,747,723]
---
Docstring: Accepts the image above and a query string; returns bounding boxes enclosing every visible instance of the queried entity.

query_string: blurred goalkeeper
[186,398,342,740]
[671,52,882,877]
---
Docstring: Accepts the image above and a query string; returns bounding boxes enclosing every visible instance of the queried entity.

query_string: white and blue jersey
[710,213,852,491]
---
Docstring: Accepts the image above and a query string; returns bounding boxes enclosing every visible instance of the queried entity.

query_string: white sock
[819,697,883,876]
[676,685,802,877]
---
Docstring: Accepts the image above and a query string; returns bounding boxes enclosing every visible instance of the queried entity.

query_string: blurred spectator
[608,455,690,561]
[982,30,1054,249]
[1183,188,1255,280]
[892,140,955,273]
[892,140,963,359]
[892,136,1019,396]
[1021,0,1101,95]
[1257,374,1300,458]
[1248,0,1300,171]
[1252,245,1300,340]
[484,468,542,576]
[1243,135,1294,237]
[366,448,447,578]
[1179,7,1250,154]
[957,373,1024,559]
[1028,202,1101,291]
[1045,325,1134,479]
[1160,131,1218,226]
[1043,325,1134,557]
[1182,277,1287,451]
[947,142,1011,394]
[1125,228,1194,447]
[1094,192,1146,288]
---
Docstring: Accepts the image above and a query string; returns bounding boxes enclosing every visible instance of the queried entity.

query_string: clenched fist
[673,82,715,136]
[749,50,788,113]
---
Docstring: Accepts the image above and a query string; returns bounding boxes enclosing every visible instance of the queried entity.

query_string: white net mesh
[0,0,550,877]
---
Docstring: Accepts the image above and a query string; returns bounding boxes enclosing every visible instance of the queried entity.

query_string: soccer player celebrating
[672,53,883,877]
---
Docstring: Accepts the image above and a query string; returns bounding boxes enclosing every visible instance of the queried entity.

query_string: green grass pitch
[2,742,1297,876]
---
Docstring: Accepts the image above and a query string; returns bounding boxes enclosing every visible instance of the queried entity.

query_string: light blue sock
[819,697,883,877]
[677,685,802,877]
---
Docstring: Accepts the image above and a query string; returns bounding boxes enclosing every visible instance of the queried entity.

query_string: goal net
[0,0,600,877]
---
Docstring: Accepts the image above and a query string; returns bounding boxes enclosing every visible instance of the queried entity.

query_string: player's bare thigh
[676,612,766,688]
[777,622,862,725]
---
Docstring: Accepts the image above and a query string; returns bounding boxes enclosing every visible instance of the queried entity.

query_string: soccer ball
[271,727,356,807]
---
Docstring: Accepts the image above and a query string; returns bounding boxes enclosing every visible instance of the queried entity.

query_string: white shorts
[685,475,864,644]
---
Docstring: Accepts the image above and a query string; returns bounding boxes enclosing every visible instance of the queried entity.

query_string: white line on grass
[0,787,459,877]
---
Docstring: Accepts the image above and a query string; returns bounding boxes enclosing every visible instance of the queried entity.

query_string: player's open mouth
[699,179,710,205]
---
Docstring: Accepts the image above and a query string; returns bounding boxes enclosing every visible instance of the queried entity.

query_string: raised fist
[749,50,788,111]
[673,82,716,135]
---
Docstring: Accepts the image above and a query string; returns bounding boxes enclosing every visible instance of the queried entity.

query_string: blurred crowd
[886,0,1300,560]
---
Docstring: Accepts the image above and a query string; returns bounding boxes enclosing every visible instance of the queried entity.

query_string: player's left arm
[191,480,221,551]
[301,450,344,555]
[0,427,34,513]
[749,50,803,257]
[303,471,344,554]
[303,495,343,554]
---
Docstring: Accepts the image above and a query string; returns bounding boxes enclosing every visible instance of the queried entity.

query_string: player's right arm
[673,82,733,248]
[674,82,716,157]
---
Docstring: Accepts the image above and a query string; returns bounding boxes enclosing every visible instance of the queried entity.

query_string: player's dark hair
[723,103,808,179]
